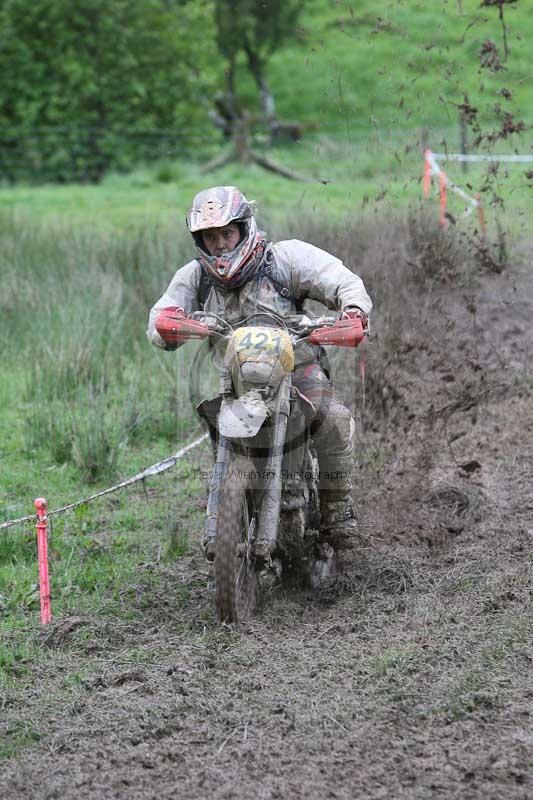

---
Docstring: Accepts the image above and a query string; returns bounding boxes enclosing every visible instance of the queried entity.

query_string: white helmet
[186,186,266,288]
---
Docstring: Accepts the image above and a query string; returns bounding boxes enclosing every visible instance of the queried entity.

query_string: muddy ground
[1,242,532,799]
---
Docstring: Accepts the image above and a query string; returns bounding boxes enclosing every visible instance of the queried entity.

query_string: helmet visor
[186,186,252,232]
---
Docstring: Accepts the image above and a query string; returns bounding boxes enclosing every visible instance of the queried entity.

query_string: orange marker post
[423,149,432,198]
[35,498,52,625]
[476,193,486,239]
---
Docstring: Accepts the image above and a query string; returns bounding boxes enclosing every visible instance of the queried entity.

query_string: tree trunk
[226,56,238,123]
[243,42,276,138]
[202,117,252,173]
[202,118,307,181]
[233,118,252,162]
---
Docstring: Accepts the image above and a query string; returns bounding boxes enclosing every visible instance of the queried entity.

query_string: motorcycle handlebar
[186,311,366,348]
[189,311,340,339]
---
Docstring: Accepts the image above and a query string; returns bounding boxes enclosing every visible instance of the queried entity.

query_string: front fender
[218,392,269,438]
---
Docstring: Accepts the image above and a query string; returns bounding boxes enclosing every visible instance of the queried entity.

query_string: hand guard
[155,307,209,348]
[309,312,365,348]
[342,307,369,329]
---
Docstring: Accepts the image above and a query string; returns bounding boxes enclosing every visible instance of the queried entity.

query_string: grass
[370,646,418,678]
[257,0,533,131]
[1,131,530,234]
[0,721,41,761]
[0,216,210,689]
[0,457,207,713]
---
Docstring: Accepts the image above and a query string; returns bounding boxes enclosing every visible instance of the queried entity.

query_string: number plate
[229,326,294,371]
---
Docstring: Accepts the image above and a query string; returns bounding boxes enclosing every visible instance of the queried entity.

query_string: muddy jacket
[147,239,372,368]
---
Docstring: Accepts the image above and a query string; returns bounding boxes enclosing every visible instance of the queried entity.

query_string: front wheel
[214,453,258,623]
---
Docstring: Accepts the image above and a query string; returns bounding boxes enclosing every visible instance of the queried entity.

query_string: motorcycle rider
[147,186,372,558]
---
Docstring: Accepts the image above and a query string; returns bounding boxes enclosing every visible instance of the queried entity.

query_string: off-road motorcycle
[173,309,365,623]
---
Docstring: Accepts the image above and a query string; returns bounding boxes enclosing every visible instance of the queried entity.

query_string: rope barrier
[431,153,533,163]
[423,149,486,233]
[0,433,209,533]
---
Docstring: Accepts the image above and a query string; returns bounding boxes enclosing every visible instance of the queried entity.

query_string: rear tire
[214,454,258,623]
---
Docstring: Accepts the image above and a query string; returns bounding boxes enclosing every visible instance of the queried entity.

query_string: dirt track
[1,251,532,799]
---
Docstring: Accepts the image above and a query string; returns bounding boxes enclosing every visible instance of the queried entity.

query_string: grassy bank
[269,0,533,131]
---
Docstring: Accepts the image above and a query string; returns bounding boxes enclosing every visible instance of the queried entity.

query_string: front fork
[204,367,235,545]
[256,376,291,555]
[204,434,232,545]
[204,376,291,557]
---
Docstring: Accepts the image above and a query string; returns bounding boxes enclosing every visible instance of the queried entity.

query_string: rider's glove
[342,307,369,330]
[155,306,188,349]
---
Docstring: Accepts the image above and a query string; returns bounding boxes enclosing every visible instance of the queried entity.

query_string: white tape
[0,432,209,532]
[425,150,479,214]
[432,153,533,163]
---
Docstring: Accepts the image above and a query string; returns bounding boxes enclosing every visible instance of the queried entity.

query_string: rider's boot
[319,493,359,550]
[203,531,217,562]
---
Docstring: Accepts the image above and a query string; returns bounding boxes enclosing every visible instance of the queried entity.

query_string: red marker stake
[34,498,52,625]
[423,149,432,198]
[476,193,486,239]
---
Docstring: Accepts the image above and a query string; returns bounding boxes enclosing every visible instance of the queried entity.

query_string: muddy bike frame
[185,310,365,559]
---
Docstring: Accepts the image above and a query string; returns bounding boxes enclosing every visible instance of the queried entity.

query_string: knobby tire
[214,454,257,623]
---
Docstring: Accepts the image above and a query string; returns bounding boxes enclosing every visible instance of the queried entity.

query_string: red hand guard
[309,313,365,348]
[155,307,209,347]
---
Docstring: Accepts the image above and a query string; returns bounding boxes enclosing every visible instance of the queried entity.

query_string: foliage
[0,0,218,182]
[213,0,304,123]
[214,0,303,63]
[1,0,532,181]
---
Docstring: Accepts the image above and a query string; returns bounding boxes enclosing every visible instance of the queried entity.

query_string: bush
[0,0,218,182]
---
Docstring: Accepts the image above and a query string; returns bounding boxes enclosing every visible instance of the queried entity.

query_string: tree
[213,0,304,135]
[0,0,218,181]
